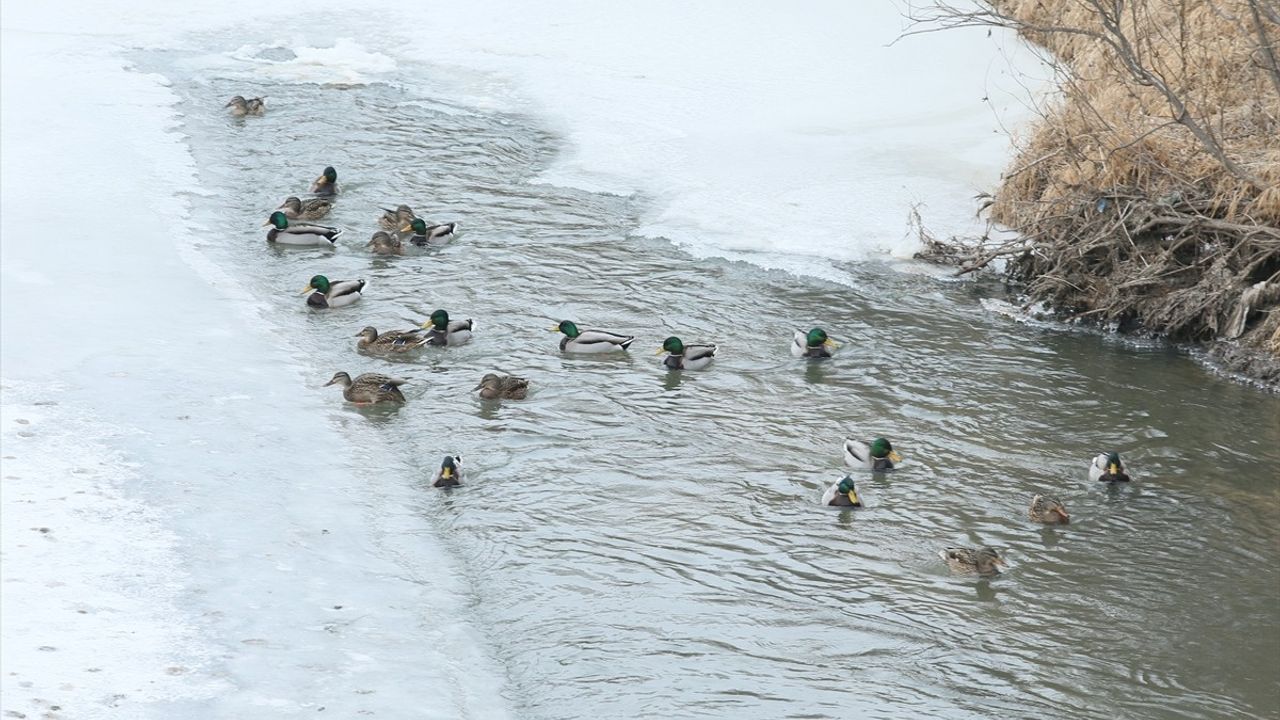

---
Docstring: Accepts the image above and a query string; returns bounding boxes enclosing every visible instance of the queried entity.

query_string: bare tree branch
[1248,0,1280,98]
[898,0,1267,188]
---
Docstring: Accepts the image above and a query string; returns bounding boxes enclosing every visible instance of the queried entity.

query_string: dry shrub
[921,0,1280,364]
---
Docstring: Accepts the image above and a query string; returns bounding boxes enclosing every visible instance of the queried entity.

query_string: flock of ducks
[232,96,1135,579]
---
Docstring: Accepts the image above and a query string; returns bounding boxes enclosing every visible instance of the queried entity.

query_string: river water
[114,36,1280,720]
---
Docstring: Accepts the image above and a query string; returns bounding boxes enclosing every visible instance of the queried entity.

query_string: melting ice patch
[183,38,398,86]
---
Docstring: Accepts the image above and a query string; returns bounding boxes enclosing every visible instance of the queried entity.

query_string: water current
[143,44,1280,720]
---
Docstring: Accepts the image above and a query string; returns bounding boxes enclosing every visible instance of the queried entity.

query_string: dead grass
[917,0,1280,363]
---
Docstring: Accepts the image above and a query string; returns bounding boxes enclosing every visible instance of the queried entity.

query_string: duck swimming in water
[1089,452,1131,482]
[474,373,529,400]
[379,204,417,232]
[940,547,1005,576]
[225,95,265,116]
[355,326,427,355]
[432,455,462,487]
[301,275,364,308]
[554,321,634,353]
[844,437,903,472]
[277,196,333,221]
[821,476,863,507]
[366,231,402,256]
[323,371,407,404]
[265,211,342,247]
[1028,494,1070,524]
[403,218,459,247]
[420,309,473,346]
[310,166,339,196]
[657,336,717,370]
[791,327,840,358]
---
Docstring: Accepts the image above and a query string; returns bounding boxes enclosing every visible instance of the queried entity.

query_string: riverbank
[914,0,1280,390]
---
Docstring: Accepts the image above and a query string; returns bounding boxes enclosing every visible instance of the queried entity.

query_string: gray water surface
[150,44,1280,720]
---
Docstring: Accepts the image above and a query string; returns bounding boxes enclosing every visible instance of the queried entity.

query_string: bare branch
[1248,0,1280,98]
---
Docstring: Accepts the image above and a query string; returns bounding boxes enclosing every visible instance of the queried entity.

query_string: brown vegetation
[906,0,1280,380]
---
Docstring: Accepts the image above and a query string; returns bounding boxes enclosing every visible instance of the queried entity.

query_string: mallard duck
[310,166,339,196]
[1089,452,1131,482]
[403,218,459,247]
[1029,494,1070,524]
[323,371,406,404]
[420,309,473,346]
[554,320,634,353]
[366,231,402,256]
[277,196,333,221]
[474,373,529,399]
[355,326,427,354]
[820,476,863,507]
[657,336,717,370]
[940,547,1005,576]
[379,205,417,232]
[844,437,903,471]
[432,455,462,487]
[791,327,840,358]
[225,95,265,116]
[301,275,364,308]
[265,211,342,247]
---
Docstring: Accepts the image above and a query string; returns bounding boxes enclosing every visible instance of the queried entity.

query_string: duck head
[355,327,379,343]
[266,211,290,229]
[439,454,461,480]
[323,371,352,388]
[1105,452,1123,475]
[806,327,838,349]
[974,547,1006,575]
[473,373,501,392]
[869,438,904,467]
[555,320,581,338]
[658,336,685,356]
[300,274,331,295]
[837,476,860,505]
[402,217,428,236]
[423,309,450,330]
[315,165,337,187]
[1031,494,1070,524]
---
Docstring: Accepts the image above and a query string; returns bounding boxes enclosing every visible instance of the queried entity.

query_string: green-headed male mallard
[367,231,402,256]
[277,196,333,221]
[310,166,339,197]
[791,327,840,358]
[940,547,1005,576]
[301,275,364,308]
[265,211,342,247]
[421,309,473,346]
[1089,452,1131,482]
[379,205,417,232]
[1029,495,1070,524]
[474,373,529,399]
[225,95,265,116]
[657,336,717,370]
[323,371,406,404]
[554,320,633,353]
[821,476,863,507]
[355,326,427,355]
[844,437,903,472]
[432,455,463,487]
[403,218,459,247]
